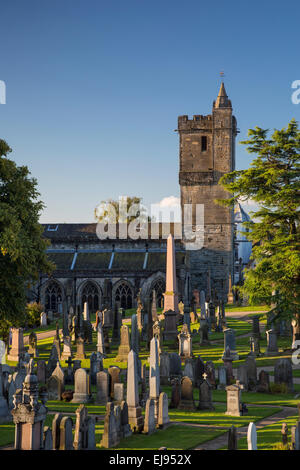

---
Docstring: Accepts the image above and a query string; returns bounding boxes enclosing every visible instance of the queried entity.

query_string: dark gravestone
[178,376,196,411]
[228,425,237,450]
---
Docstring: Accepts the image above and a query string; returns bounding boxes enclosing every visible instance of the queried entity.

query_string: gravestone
[0,365,10,421]
[222,346,235,384]
[183,360,194,383]
[227,425,237,450]
[205,361,216,389]
[194,356,205,386]
[90,352,103,385]
[198,373,214,410]
[157,392,170,429]
[247,422,257,450]
[178,324,192,358]
[11,367,47,450]
[75,337,86,360]
[120,400,132,438]
[222,329,238,360]
[97,323,106,356]
[160,352,170,385]
[96,370,110,405]
[28,332,38,357]
[73,404,95,450]
[178,376,196,411]
[108,366,121,399]
[169,353,182,377]
[61,336,72,361]
[252,316,261,339]
[43,426,53,450]
[274,358,294,392]
[116,325,131,362]
[71,368,93,403]
[59,416,74,450]
[291,422,300,450]
[143,398,156,435]
[199,321,210,345]
[257,370,270,393]
[163,310,178,341]
[47,375,62,401]
[217,366,227,390]
[40,312,47,327]
[100,402,119,448]
[126,350,144,432]
[149,337,160,419]
[249,335,261,357]
[245,356,257,391]
[37,361,46,384]
[237,364,248,392]
[170,377,181,408]
[114,383,124,404]
[131,314,139,354]
[265,329,279,356]
[225,381,244,417]
[52,413,63,449]
[7,328,26,362]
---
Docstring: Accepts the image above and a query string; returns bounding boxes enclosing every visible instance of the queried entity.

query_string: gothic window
[150,278,166,308]
[45,281,62,312]
[81,282,100,313]
[115,283,133,309]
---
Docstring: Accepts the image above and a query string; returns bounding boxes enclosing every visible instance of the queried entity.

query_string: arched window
[45,282,62,312]
[150,278,165,308]
[115,283,133,309]
[81,282,100,314]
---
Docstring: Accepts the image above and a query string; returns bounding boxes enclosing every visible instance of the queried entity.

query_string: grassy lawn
[98,424,226,450]
[235,414,299,450]
[168,403,281,427]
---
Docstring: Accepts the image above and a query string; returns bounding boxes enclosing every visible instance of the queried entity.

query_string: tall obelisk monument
[163,234,179,313]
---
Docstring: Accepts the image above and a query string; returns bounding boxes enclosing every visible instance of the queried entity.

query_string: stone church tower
[178,82,238,300]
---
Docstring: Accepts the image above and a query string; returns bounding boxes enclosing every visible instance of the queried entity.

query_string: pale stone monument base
[128,406,144,433]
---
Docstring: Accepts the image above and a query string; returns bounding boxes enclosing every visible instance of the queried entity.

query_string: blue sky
[0,0,299,222]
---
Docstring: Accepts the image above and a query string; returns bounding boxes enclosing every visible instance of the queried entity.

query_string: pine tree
[217,119,300,322]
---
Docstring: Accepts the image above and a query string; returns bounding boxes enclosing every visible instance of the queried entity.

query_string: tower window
[201,136,207,152]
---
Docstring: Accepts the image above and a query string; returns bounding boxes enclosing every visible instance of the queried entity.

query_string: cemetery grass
[233,414,299,450]
[168,403,282,427]
[97,424,226,450]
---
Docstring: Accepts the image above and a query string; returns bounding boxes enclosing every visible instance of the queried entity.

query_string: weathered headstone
[157,392,170,429]
[178,376,196,411]
[96,370,110,405]
[126,350,144,432]
[222,329,238,360]
[227,425,237,450]
[71,368,93,403]
[178,324,192,358]
[7,328,26,362]
[198,373,214,410]
[265,329,279,356]
[143,398,156,435]
[247,422,257,450]
[149,337,160,419]
[116,325,131,362]
[274,358,294,392]
[225,381,244,417]
[59,416,74,450]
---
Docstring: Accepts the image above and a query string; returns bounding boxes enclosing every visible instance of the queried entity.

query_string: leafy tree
[95,196,150,223]
[0,140,54,341]
[217,119,300,323]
